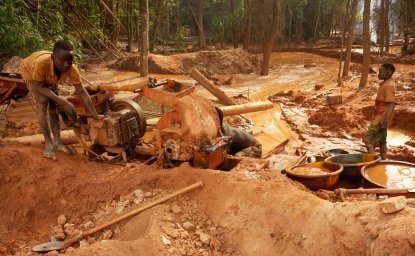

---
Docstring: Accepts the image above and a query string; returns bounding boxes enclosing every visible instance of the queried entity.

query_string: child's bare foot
[54,143,72,155]
[43,142,56,160]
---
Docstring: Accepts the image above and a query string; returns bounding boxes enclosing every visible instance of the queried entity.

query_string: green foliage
[0,0,44,58]
[174,26,187,51]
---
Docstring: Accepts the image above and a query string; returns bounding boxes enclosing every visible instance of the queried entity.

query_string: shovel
[32,181,203,252]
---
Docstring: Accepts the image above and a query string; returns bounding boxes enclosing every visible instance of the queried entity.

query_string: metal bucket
[324,153,381,178]
[286,162,343,190]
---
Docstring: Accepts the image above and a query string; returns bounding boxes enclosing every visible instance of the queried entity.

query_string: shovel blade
[32,240,65,252]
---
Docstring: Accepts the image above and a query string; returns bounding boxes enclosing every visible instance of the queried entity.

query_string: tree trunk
[260,0,282,76]
[140,0,149,76]
[342,0,359,78]
[359,0,371,89]
[242,0,252,51]
[230,0,238,49]
[295,12,304,43]
[384,0,390,52]
[197,0,207,49]
[313,0,322,41]
[256,0,265,52]
[288,7,293,45]
[126,0,133,52]
[379,0,385,57]
[221,0,225,49]
[149,0,162,53]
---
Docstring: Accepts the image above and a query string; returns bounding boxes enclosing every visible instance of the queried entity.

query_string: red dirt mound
[108,49,261,75]
[308,106,367,136]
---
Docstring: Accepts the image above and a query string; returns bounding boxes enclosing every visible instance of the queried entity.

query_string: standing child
[363,63,396,160]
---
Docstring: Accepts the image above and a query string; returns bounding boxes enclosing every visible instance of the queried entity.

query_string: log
[85,79,148,92]
[189,68,236,106]
[220,101,274,116]
[6,130,77,144]
[146,101,275,125]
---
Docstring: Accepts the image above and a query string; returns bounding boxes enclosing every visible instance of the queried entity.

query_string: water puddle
[388,129,413,147]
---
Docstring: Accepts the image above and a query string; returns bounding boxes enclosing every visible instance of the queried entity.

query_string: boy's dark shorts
[363,124,387,145]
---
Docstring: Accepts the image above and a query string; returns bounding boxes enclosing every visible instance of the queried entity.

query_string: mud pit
[2,51,415,255]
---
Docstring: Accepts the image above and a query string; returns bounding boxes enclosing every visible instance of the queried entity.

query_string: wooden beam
[189,68,236,106]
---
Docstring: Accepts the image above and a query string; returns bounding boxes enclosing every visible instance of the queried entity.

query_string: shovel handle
[64,181,203,249]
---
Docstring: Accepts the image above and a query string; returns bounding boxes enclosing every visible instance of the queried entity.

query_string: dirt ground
[1,48,415,256]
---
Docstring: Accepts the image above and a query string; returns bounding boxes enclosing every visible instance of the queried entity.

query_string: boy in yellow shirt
[363,63,396,160]
[20,41,102,160]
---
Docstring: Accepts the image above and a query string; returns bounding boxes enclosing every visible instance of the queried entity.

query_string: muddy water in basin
[366,163,415,189]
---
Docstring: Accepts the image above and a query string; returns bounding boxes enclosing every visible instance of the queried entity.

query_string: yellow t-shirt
[19,51,82,85]
[371,78,396,125]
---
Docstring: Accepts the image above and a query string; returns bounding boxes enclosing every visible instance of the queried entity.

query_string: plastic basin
[286,162,343,190]
[324,153,381,178]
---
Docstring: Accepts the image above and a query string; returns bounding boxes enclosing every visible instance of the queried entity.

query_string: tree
[197,0,207,49]
[242,0,252,50]
[359,0,371,89]
[230,0,238,49]
[313,0,322,41]
[256,0,265,52]
[260,0,283,76]
[139,0,149,76]
[342,0,359,78]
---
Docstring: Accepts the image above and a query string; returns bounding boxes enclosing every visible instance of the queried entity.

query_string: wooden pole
[6,130,77,144]
[64,181,203,249]
[98,0,126,31]
[58,9,105,62]
[64,0,122,57]
[85,79,148,92]
[189,68,236,106]
[335,188,413,195]
[220,101,274,116]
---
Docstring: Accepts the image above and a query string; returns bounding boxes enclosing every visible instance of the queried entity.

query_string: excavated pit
[2,51,415,255]
[1,142,415,256]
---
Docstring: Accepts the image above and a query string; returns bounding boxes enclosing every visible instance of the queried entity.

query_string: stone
[180,230,190,238]
[161,235,171,245]
[326,94,342,105]
[209,237,220,251]
[199,233,211,245]
[314,84,325,91]
[171,204,182,214]
[83,220,94,229]
[209,227,219,236]
[100,230,113,240]
[177,248,186,256]
[79,240,89,249]
[379,196,407,213]
[165,215,174,222]
[182,222,196,231]
[46,250,59,256]
[57,215,66,226]
[144,192,153,198]
[134,189,144,204]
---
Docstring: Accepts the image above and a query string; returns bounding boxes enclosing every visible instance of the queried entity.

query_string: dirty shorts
[363,124,387,146]
[234,143,262,158]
